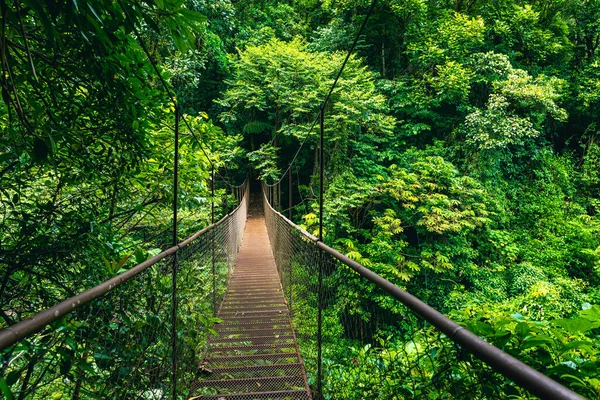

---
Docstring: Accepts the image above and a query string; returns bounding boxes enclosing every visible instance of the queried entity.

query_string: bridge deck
[191,198,311,399]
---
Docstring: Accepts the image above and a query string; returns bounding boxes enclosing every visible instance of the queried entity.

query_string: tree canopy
[2,0,600,398]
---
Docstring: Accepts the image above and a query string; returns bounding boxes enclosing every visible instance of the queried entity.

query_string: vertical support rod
[278,182,281,212]
[319,106,324,240]
[287,169,293,315]
[212,166,216,315]
[171,106,179,400]
[288,168,292,221]
[225,184,229,215]
[317,105,324,398]
[288,168,293,315]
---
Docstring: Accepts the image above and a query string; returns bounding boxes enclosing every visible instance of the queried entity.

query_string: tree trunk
[381,40,386,79]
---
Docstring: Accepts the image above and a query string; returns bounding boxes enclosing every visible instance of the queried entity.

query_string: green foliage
[247,142,280,181]
[461,305,600,398]
[3,0,600,398]
[221,1,600,398]
[0,2,241,397]
[406,11,486,68]
[218,37,394,179]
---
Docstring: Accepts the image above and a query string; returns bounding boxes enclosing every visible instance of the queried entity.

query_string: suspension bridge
[0,181,587,399]
[0,1,592,398]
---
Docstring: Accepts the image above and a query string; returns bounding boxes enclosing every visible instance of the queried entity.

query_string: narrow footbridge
[191,197,311,399]
[0,183,586,400]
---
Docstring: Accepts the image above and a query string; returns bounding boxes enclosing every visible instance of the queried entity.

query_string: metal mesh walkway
[191,196,311,399]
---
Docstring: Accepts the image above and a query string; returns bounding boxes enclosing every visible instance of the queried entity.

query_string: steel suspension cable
[321,0,377,110]
[261,190,585,400]
[266,0,378,187]
[119,1,234,188]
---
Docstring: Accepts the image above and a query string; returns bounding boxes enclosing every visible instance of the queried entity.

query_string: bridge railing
[263,183,584,400]
[0,181,249,399]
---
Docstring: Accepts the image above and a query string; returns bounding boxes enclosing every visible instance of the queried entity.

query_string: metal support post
[317,105,324,399]
[225,184,229,215]
[212,166,216,315]
[288,169,292,221]
[288,169,293,314]
[171,106,179,400]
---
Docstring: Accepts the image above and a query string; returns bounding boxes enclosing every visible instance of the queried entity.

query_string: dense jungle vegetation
[2,0,600,398]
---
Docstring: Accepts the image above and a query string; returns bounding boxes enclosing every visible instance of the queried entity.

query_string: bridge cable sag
[263,0,584,397]
[267,0,378,187]
[262,185,586,400]
[0,5,248,399]
[120,0,237,190]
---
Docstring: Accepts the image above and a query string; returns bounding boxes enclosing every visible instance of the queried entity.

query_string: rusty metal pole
[212,166,216,315]
[278,182,281,213]
[317,105,324,399]
[171,106,179,400]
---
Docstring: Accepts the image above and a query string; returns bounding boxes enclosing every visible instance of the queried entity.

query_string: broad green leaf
[0,378,14,400]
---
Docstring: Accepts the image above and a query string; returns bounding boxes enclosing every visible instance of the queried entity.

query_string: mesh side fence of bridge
[263,184,583,400]
[0,182,248,399]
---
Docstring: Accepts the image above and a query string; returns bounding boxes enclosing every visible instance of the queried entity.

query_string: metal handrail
[262,185,585,400]
[0,180,249,351]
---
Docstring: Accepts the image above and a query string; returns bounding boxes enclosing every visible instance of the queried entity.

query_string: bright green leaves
[494,70,568,125]
[555,305,600,334]
[390,12,487,139]
[373,209,404,236]
[463,94,539,151]
[102,253,132,275]
[581,137,600,213]
[375,154,487,279]
[218,37,327,133]
[219,37,394,186]
[407,12,485,68]
[247,142,280,181]
[577,59,600,110]
[368,209,415,281]
[384,156,488,235]
[491,4,572,66]
[459,305,600,398]
[462,57,567,157]
[322,150,489,285]
[429,61,474,105]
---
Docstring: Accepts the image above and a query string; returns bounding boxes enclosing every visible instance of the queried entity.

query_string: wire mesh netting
[7,254,176,399]
[189,193,312,400]
[0,183,248,399]
[262,184,537,400]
